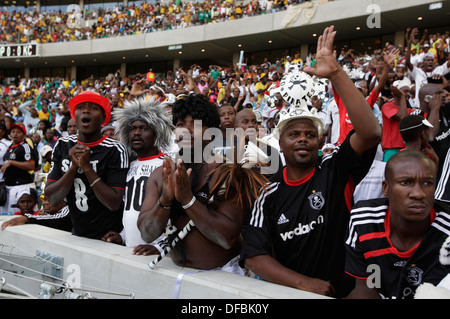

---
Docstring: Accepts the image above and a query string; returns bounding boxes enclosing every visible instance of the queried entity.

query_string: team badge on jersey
[308,191,324,210]
[405,265,423,286]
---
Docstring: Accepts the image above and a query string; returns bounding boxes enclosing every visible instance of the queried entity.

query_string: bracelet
[158,199,172,210]
[90,177,101,187]
[182,196,196,210]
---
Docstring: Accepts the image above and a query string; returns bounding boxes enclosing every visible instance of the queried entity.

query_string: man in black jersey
[1,194,72,232]
[345,151,450,299]
[44,91,129,239]
[240,26,382,298]
[2,123,38,213]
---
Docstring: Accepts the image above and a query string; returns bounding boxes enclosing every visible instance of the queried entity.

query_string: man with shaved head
[345,150,450,299]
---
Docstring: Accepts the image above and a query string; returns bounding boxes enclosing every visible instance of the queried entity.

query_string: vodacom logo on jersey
[279,215,324,241]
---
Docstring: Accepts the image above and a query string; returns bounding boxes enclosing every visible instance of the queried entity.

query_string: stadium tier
[0,0,449,82]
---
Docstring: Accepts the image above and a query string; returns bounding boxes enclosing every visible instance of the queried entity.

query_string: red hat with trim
[68,91,111,126]
[10,123,27,135]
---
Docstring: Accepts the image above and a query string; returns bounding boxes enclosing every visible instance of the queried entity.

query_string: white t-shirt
[410,62,450,106]
[353,159,386,204]
[325,98,340,145]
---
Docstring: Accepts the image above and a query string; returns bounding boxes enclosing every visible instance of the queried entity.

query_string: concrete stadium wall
[40,0,439,59]
[0,215,328,299]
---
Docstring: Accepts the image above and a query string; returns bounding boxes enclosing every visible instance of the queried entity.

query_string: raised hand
[408,28,419,45]
[130,78,151,97]
[303,25,339,79]
[383,48,400,66]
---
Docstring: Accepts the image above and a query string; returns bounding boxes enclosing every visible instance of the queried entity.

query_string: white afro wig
[112,96,173,155]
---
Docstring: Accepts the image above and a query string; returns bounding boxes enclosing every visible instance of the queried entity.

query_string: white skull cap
[273,106,325,140]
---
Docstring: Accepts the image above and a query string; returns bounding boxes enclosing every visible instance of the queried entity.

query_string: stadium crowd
[0,23,450,299]
[0,0,317,43]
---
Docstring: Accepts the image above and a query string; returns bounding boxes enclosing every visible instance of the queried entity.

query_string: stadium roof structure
[0,0,449,71]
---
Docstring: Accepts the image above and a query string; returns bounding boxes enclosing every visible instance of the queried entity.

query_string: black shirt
[3,140,38,186]
[240,132,377,297]
[47,135,129,239]
[345,198,450,299]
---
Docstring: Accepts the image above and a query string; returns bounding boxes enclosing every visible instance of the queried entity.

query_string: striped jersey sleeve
[101,137,129,169]
[345,199,388,279]
[249,182,280,228]
[345,201,388,249]
[26,205,72,232]
[432,200,450,237]
[435,149,450,203]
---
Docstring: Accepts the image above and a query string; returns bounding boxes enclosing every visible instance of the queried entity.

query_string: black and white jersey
[345,198,450,299]
[122,152,166,248]
[26,205,73,232]
[410,105,450,179]
[435,148,450,203]
[240,133,377,297]
[47,135,129,239]
[3,140,38,186]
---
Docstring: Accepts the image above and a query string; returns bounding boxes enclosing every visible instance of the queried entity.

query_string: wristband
[182,196,196,210]
[158,199,171,210]
[90,177,101,187]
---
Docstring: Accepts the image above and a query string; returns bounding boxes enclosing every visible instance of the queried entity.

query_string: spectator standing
[0,122,11,214]
[213,103,237,160]
[405,28,450,107]
[399,113,449,204]
[18,100,40,135]
[1,123,38,214]
[44,91,129,239]
[102,96,173,255]
[334,48,398,145]
[138,94,266,272]
[255,73,269,103]
[381,80,414,161]
[1,194,72,232]
[240,26,381,298]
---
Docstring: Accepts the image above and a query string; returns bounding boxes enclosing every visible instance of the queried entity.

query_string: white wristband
[182,196,196,210]
[90,177,101,187]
